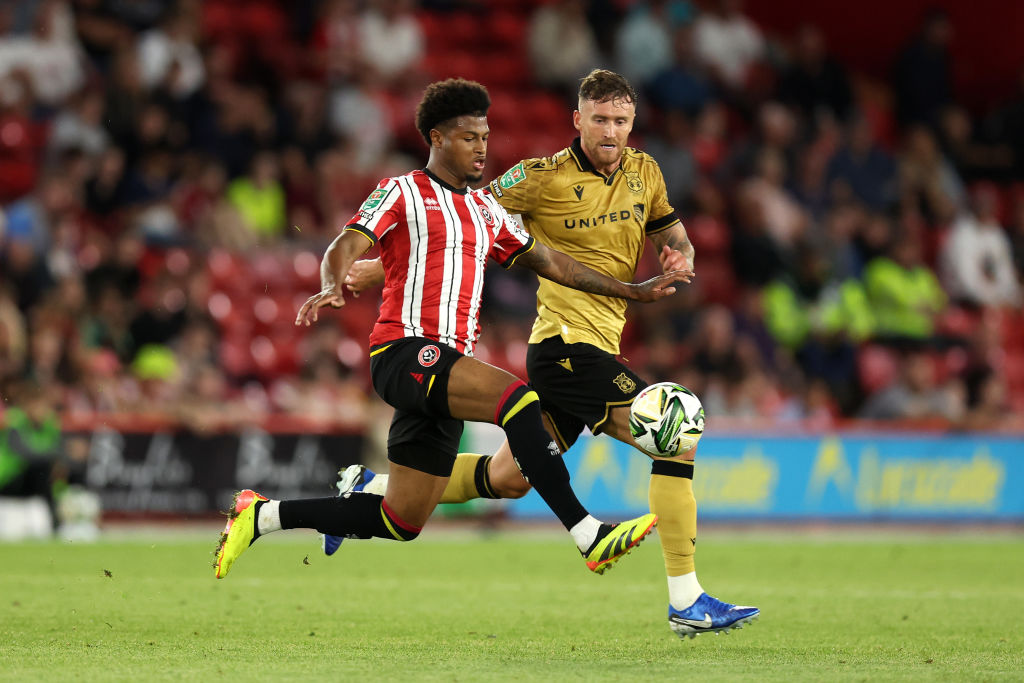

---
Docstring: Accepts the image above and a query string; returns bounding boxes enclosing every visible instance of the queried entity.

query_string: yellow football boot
[213,489,267,579]
[584,513,658,574]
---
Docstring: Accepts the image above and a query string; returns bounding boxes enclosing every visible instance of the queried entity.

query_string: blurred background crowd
[2,0,1024,443]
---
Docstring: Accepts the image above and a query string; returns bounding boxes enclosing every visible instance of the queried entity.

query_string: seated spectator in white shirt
[359,0,424,87]
[528,0,598,96]
[940,183,1022,309]
[693,0,764,91]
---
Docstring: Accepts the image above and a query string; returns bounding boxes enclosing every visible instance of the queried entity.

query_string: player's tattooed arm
[649,222,695,273]
[516,242,692,303]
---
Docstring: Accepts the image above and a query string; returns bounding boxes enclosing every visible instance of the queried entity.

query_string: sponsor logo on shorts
[613,372,637,394]
[418,345,440,367]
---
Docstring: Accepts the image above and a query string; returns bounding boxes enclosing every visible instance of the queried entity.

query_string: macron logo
[423,198,441,211]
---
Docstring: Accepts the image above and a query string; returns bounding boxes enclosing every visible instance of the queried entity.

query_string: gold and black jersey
[488,137,680,354]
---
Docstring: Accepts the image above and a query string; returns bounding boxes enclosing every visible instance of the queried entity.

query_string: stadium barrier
[510,432,1024,521]
[10,416,1018,521]
[64,417,365,516]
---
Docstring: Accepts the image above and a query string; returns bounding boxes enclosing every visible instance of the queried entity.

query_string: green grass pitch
[1,527,1021,681]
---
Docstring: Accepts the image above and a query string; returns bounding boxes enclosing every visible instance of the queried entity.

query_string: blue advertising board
[509,434,1024,521]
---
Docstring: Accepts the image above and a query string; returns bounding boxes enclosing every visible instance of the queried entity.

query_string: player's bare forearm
[516,243,691,302]
[296,229,373,325]
[650,222,695,271]
[321,230,373,290]
[344,256,385,295]
[517,243,633,298]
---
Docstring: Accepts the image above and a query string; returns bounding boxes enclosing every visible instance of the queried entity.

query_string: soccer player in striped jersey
[328,70,759,638]
[213,79,692,582]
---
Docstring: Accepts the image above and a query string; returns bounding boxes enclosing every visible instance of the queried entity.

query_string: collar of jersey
[568,137,623,186]
[421,168,468,195]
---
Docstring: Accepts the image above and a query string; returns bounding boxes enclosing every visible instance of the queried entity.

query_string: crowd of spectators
[2,0,1024,434]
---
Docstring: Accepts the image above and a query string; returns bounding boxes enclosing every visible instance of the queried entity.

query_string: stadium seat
[292,250,321,289]
[693,256,738,307]
[686,215,731,256]
[445,12,486,51]
[1000,310,1024,350]
[526,92,572,130]
[937,306,979,339]
[481,54,531,89]
[1004,349,1024,392]
[489,12,528,50]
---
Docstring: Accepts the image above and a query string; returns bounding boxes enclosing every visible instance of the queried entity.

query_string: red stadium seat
[686,215,730,257]
[693,256,738,307]
[937,306,980,339]
[481,54,531,89]
[1004,349,1024,392]
[489,12,528,50]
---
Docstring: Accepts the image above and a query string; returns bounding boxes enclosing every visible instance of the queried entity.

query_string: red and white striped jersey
[345,169,535,355]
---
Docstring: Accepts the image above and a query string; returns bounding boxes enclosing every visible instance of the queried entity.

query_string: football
[628,382,705,457]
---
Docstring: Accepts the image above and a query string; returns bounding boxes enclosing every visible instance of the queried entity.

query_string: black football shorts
[369,337,465,477]
[526,336,648,452]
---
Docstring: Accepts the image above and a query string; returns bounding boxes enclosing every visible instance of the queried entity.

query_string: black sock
[279,493,421,540]
[497,381,588,530]
[475,454,500,499]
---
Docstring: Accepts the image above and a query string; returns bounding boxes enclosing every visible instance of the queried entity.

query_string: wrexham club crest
[624,171,644,193]
[613,372,637,394]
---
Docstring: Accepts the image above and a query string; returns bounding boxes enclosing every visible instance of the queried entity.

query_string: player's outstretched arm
[516,242,692,303]
[295,230,373,326]
[649,222,695,273]
[343,257,385,297]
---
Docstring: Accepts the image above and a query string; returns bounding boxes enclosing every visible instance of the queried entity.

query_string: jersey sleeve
[487,200,536,269]
[343,177,404,245]
[644,161,681,235]
[487,157,555,215]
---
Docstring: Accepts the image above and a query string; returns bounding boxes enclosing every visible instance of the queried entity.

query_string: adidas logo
[410,372,424,383]
[598,528,632,562]
[423,197,441,211]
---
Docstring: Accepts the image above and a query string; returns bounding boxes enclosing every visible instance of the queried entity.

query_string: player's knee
[380,501,422,542]
[493,476,532,499]
[495,380,540,428]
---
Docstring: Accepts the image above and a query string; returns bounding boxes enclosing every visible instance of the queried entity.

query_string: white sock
[363,474,388,496]
[668,571,704,609]
[569,515,602,552]
[257,499,281,535]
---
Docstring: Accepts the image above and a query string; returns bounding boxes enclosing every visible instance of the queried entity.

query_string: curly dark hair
[414,79,491,146]
[578,69,637,107]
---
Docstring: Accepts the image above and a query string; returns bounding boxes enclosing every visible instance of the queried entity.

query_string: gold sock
[648,460,696,576]
[439,453,497,503]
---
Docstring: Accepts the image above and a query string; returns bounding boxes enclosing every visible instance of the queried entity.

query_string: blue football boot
[322,465,377,556]
[668,593,759,639]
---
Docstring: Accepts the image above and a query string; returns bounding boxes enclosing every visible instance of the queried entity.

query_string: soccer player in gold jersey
[326,70,758,638]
